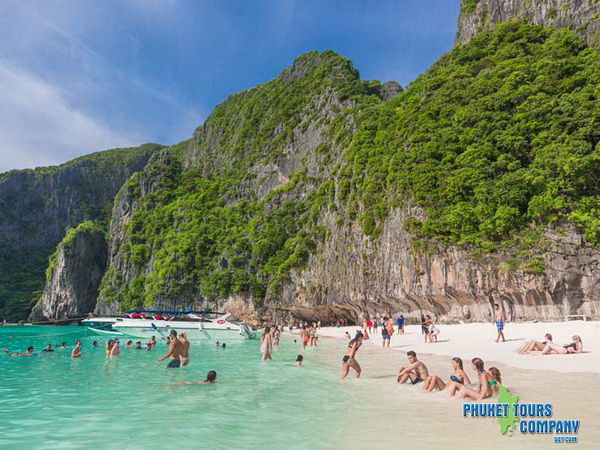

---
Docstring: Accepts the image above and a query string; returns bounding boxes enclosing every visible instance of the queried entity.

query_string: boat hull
[113,321,255,341]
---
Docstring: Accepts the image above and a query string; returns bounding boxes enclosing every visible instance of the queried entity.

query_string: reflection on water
[0,327,598,449]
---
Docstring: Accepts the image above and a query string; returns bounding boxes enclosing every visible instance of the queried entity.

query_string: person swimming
[397,351,429,384]
[135,341,142,350]
[92,341,98,347]
[12,346,35,357]
[341,331,364,379]
[105,339,114,356]
[178,371,218,385]
[295,355,303,367]
[126,341,133,349]
[110,340,121,357]
[423,357,471,393]
[71,341,82,359]
[42,344,54,353]
[541,335,583,355]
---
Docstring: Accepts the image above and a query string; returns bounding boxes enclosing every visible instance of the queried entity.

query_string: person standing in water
[381,317,391,348]
[295,355,304,366]
[157,330,184,368]
[71,341,82,359]
[261,327,273,360]
[341,331,364,379]
[110,340,121,357]
[179,332,190,367]
[493,304,507,343]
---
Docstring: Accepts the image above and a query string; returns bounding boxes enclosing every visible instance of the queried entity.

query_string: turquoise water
[0,326,370,449]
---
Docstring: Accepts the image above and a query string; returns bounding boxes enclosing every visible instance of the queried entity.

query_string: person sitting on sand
[452,358,497,400]
[71,341,82,359]
[541,335,583,355]
[342,331,364,379]
[157,330,184,368]
[397,351,429,384]
[261,326,273,361]
[295,355,303,366]
[493,304,507,343]
[423,357,471,393]
[179,332,190,366]
[488,367,502,395]
[516,333,552,354]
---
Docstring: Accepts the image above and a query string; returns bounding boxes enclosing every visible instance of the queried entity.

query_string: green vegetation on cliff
[343,22,599,248]
[99,24,599,312]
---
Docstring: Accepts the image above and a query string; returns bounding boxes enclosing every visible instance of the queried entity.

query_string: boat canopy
[126,310,224,315]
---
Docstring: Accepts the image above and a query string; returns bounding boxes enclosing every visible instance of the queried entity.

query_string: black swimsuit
[564,343,576,351]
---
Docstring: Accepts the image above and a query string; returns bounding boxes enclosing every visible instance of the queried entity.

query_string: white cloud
[0,60,138,172]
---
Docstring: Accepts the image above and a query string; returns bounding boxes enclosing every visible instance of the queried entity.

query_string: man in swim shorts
[397,351,429,384]
[493,304,507,343]
[157,330,184,368]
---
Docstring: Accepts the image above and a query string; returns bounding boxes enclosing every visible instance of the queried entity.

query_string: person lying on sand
[541,335,583,355]
[451,358,499,400]
[516,333,552,354]
[423,357,471,392]
[397,351,429,384]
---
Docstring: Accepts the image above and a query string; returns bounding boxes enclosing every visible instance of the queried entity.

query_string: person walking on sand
[494,304,507,343]
[451,358,497,400]
[423,357,471,393]
[261,326,273,360]
[341,331,364,379]
[157,330,184,368]
[179,332,190,366]
[541,335,583,355]
[381,317,391,348]
[397,351,429,384]
[71,341,82,359]
[396,314,405,335]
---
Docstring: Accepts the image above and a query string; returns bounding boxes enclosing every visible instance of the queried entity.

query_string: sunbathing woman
[423,357,471,393]
[541,335,583,355]
[516,333,552,354]
[452,358,496,400]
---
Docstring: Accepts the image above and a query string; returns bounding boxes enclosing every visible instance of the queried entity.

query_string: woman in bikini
[423,357,471,393]
[105,339,114,357]
[71,340,82,359]
[261,326,273,360]
[541,335,583,355]
[452,358,496,400]
[110,340,121,357]
[179,332,190,366]
[516,333,552,354]
[488,367,502,395]
[341,331,364,379]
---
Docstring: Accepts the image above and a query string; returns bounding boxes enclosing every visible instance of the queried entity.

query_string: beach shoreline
[310,320,600,374]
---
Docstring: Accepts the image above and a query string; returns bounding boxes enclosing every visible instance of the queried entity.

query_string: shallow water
[0,327,597,449]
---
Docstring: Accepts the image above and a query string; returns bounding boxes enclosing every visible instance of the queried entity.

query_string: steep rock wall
[274,208,600,323]
[29,224,107,321]
[456,0,600,46]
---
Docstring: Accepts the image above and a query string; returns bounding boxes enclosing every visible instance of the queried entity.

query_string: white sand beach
[316,320,600,374]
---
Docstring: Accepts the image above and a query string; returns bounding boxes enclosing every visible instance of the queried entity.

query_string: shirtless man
[397,351,429,385]
[493,304,507,343]
[179,332,190,366]
[157,330,184,368]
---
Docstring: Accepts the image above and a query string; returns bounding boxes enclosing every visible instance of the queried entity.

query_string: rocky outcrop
[29,223,107,321]
[0,144,160,320]
[456,0,600,46]
[274,208,600,323]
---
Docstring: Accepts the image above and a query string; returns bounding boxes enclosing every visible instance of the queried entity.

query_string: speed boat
[84,310,256,341]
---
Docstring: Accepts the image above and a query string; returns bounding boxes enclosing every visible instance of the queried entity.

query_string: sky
[0,0,460,172]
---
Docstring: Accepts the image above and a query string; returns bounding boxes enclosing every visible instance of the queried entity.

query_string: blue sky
[0,0,460,172]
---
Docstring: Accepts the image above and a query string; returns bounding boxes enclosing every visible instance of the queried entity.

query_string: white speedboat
[105,310,256,341]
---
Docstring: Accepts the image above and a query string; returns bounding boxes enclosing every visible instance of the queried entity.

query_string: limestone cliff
[29,222,107,321]
[456,0,600,46]
[0,143,161,320]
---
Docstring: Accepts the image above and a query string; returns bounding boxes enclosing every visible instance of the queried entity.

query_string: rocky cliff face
[274,209,600,323]
[456,0,600,46]
[29,222,107,321]
[0,144,160,320]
